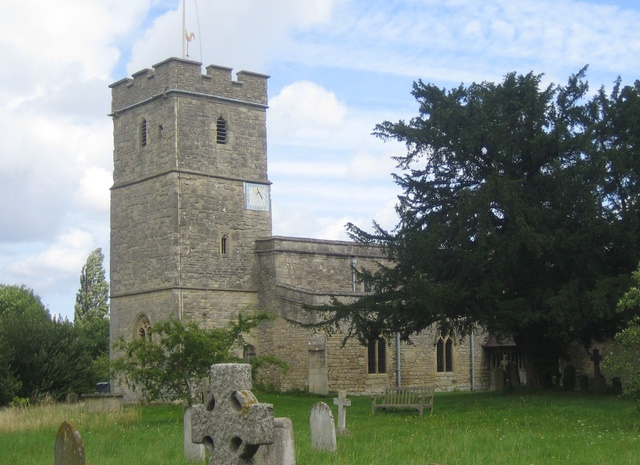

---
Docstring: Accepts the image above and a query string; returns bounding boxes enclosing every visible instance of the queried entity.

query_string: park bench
[371,386,434,416]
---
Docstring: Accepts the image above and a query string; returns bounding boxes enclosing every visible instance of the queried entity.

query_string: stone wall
[253,236,491,393]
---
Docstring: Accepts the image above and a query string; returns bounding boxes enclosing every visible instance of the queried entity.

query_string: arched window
[436,330,453,372]
[367,337,387,374]
[140,118,148,147]
[135,315,152,341]
[243,345,256,363]
[220,234,228,254]
[216,117,227,144]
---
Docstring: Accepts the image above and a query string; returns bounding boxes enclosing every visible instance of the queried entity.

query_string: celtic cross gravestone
[191,363,274,465]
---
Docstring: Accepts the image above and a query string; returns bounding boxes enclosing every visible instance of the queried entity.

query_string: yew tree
[323,69,640,385]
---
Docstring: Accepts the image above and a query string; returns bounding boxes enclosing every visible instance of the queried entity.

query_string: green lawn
[1,390,638,464]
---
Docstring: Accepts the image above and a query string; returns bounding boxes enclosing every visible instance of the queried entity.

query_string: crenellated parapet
[110,57,269,114]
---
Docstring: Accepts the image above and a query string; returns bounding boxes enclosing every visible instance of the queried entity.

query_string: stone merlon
[109,57,269,114]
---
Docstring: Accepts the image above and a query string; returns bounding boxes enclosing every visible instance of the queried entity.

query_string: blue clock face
[245,182,270,211]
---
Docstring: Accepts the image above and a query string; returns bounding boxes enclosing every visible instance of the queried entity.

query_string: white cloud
[8,229,94,278]
[75,167,112,213]
[126,0,342,74]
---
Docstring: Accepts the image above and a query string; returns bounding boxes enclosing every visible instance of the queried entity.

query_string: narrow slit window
[216,117,227,144]
[220,234,228,254]
[140,118,148,147]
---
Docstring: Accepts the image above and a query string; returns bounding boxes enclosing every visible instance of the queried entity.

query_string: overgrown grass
[1,391,639,464]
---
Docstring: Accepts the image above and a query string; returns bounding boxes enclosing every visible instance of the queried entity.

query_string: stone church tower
[109,58,272,356]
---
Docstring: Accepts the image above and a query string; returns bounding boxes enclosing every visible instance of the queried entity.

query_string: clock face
[245,182,270,211]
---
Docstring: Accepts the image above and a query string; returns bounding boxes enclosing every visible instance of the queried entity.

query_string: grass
[1,390,639,464]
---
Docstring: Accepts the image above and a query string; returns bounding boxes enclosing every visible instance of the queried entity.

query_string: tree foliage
[74,247,109,323]
[316,69,640,385]
[0,285,96,405]
[604,264,640,399]
[112,313,287,405]
[74,248,110,380]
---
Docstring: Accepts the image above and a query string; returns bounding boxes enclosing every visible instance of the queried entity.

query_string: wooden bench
[371,386,434,416]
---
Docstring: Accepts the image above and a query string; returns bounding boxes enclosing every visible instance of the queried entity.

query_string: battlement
[110,57,269,114]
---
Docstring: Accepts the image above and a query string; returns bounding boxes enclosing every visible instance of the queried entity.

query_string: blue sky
[1,0,640,321]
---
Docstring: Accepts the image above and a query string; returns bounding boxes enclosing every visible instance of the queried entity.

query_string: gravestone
[184,406,205,463]
[332,391,351,435]
[494,368,505,390]
[590,349,607,393]
[191,363,274,465]
[255,417,296,465]
[562,365,576,391]
[54,421,85,465]
[309,402,337,452]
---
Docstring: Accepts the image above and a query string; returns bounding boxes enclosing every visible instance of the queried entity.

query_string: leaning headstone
[191,364,274,465]
[54,421,85,465]
[309,402,337,452]
[255,417,296,465]
[184,406,205,463]
[332,391,351,435]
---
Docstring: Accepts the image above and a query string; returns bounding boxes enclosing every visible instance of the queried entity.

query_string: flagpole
[182,0,186,58]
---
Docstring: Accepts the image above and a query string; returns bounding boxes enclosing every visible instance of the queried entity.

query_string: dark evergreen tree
[317,69,640,386]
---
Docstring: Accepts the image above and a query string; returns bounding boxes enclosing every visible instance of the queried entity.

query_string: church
[108,57,539,400]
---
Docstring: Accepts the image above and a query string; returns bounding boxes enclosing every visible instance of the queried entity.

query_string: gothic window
[216,117,227,144]
[436,330,453,372]
[367,337,387,374]
[135,315,152,341]
[243,345,256,363]
[220,234,228,254]
[140,118,148,147]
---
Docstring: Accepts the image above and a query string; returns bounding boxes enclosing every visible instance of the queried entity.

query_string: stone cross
[54,421,85,465]
[191,363,274,465]
[332,391,351,434]
[591,349,602,378]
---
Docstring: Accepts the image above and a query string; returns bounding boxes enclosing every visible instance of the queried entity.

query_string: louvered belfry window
[216,117,227,144]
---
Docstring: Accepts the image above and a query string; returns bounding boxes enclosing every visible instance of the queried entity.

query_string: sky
[1,0,640,321]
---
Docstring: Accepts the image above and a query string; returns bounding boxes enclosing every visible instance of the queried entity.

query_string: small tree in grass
[604,264,640,399]
[112,312,287,405]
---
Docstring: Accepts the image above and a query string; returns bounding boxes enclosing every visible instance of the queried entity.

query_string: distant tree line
[0,248,109,406]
